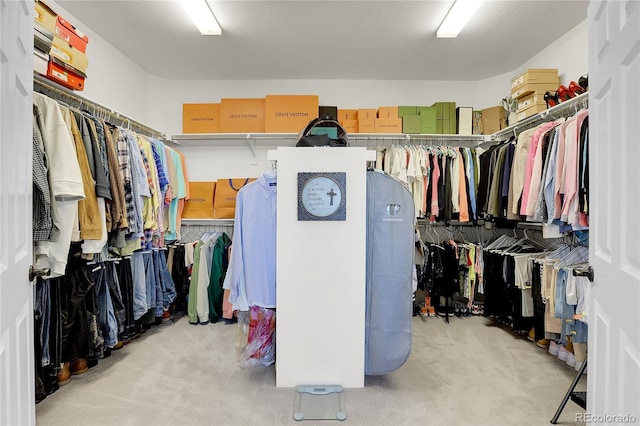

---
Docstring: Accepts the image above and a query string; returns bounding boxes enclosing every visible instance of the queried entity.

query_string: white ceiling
[56,0,588,81]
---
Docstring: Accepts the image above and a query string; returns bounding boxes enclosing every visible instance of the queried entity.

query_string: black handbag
[296,116,349,147]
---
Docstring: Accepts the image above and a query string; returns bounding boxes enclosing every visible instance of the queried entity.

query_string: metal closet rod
[491,92,589,140]
[33,74,167,140]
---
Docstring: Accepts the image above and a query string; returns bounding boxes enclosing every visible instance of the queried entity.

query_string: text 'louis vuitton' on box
[183,104,221,133]
[220,98,266,133]
[265,95,319,133]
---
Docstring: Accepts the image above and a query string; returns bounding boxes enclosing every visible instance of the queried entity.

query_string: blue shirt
[225,171,277,310]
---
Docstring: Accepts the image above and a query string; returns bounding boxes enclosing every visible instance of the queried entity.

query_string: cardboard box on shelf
[456,107,473,136]
[516,93,547,112]
[358,118,375,133]
[357,109,377,121]
[50,36,88,74]
[338,109,358,122]
[481,105,507,134]
[516,103,547,122]
[374,118,402,133]
[35,1,58,33]
[512,81,559,99]
[182,182,216,219]
[341,119,358,134]
[220,98,265,133]
[357,109,376,133]
[398,106,418,117]
[377,106,398,119]
[472,111,483,135]
[54,15,89,53]
[265,95,318,133]
[417,106,437,134]
[183,103,221,133]
[402,115,421,134]
[46,57,84,90]
[511,68,558,90]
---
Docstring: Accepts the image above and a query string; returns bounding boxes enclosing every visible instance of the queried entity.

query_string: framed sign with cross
[297,172,347,221]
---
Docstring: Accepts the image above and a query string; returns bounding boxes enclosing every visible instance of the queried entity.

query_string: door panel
[588,0,640,422]
[0,0,35,424]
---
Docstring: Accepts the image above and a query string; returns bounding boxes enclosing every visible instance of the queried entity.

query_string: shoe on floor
[527,327,536,342]
[557,346,569,362]
[111,341,124,350]
[566,353,576,368]
[548,340,560,356]
[536,339,550,348]
[56,362,71,386]
[70,358,88,375]
[575,361,587,373]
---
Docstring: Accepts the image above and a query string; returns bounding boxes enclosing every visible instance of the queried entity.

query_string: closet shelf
[171,132,485,143]
[181,218,235,225]
[34,73,168,141]
[491,92,589,140]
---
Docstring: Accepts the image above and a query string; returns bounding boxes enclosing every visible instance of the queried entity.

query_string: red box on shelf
[47,58,85,91]
[54,15,89,53]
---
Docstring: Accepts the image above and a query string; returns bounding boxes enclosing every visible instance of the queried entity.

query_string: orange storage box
[55,15,89,53]
[265,95,319,133]
[47,58,84,91]
[338,109,358,122]
[374,118,402,133]
[183,103,221,133]
[220,98,265,133]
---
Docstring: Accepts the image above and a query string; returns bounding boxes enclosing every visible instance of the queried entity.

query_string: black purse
[296,116,349,147]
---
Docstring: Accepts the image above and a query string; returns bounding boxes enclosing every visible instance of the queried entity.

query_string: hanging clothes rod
[33,73,167,140]
[491,92,589,140]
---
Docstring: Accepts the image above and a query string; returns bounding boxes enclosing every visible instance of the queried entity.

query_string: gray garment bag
[365,170,415,375]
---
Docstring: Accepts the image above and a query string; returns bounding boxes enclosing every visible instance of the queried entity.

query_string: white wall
[44,1,150,124]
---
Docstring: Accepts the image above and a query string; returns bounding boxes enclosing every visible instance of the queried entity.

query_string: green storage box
[398,106,418,118]
[417,106,437,134]
[402,115,421,134]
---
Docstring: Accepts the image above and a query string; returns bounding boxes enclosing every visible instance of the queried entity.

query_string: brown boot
[69,358,88,375]
[57,363,71,386]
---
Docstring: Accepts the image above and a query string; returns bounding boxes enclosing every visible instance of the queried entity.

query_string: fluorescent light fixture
[180,0,222,35]
[437,0,483,38]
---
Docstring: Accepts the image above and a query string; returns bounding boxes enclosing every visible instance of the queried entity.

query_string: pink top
[552,118,573,220]
[520,122,557,215]
[430,153,441,220]
[562,109,589,223]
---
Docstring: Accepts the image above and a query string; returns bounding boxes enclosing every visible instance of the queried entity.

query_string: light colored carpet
[36,315,586,426]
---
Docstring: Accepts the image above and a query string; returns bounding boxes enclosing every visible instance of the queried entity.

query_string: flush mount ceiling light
[180,0,222,35]
[437,0,483,38]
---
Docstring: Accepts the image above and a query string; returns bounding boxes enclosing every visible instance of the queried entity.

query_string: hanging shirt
[509,127,536,215]
[224,171,278,310]
[32,93,85,277]
[520,122,557,215]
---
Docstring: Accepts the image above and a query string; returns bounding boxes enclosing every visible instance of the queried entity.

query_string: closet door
[0,0,35,424]
[589,0,640,421]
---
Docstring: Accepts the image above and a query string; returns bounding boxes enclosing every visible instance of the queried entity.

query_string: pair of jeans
[59,250,95,363]
[116,257,136,341]
[142,251,162,317]
[35,278,51,366]
[170,245,189,314]
[151,250,164,317]
[131,251,148,320]
[155,249,177,311]
[93,264,118,349]
[105,261,126,335]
